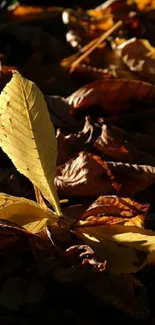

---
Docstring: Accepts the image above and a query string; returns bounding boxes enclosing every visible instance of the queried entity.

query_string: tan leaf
[0,193,57,233]
[74,195,150,227]
[74,224,155,273]
[67,79,155,116]
[0,71,61,215]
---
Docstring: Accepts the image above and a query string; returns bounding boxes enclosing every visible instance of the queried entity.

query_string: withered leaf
[95,122,155,156]
[56,117,95,166]
[74,195,150,227]
[55,152,155,197]
[0,219,105,282]
[55,151,117,197]
[67,79,155,116]
[120,38,155,83]
[95,122,155,165]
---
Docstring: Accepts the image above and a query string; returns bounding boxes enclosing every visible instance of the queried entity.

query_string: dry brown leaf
[55,151,119,197]
[67,79,155,116]
[95,122,155,165]
[95,122,155,156]
[119,39,155,83]
[55,152,155,197]
[74,195,149,227]
[56,117,95,166]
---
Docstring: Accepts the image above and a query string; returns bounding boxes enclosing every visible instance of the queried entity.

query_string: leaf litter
[2,0,155,323]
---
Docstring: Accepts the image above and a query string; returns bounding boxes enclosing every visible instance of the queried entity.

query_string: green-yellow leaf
[0,192,57,233]
[74,225,155,274]
[0,71,61,215]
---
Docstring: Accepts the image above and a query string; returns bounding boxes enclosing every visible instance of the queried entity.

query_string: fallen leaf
[55,151,118,197]
[55,151,155,197]
[74,223,155,273]
[56,117,96,166]
[119,38,155,83]
[0,193,57,233]
[74,195,150,227]
[0,71,61,215]
[95,122,155,156]
[95,122,155,165]
[67,79,155,116]
[0,218,105,280]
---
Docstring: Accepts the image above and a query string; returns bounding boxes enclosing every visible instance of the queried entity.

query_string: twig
[33,185,48,210]
[70,20,122,72]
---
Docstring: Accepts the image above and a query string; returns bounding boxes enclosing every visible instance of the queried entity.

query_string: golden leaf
[0,71,61,215]
[0,193,57,233]
[74,224,155,274]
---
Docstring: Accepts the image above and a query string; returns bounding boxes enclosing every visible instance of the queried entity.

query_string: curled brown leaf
[74,195,150,227]
[55,151,155,198]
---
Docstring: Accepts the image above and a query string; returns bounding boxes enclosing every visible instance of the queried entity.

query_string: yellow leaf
[0,71,61,215]
[0,192,57,233]
[75,225,155,274]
